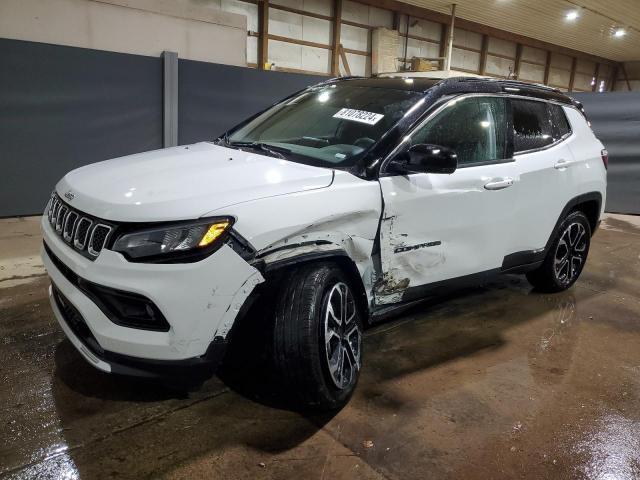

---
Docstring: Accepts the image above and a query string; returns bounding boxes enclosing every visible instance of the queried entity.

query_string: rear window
[511,99,554,152]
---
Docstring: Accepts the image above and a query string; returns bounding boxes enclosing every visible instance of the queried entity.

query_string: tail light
[601,149,609,170]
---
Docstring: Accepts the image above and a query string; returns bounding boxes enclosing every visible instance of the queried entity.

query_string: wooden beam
[269,34,330,50]
[341,19,373,30]
[543,51,551,85]
[270,3,333,21]
[342,47,369,56]
[339,44,351,75]
[331,0,342,76]
[439,20,449,70]
[609,64,618,92]
[351,0,613,66]
[392,11,400,30]
[592,63,600,92]
[514,43,523,79]
[443,3,456,71]
[257,0,269,69]
[620,63,632,91]
[568,57,577,92]
[479,34,489,75]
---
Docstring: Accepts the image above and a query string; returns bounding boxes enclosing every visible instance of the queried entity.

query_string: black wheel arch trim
[545,192,601,249]
[257,248,372,321]
[500,192,601,273]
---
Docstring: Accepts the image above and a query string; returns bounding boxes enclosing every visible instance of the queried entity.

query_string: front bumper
[41,216,263,375]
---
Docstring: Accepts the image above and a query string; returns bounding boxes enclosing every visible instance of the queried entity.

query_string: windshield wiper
[228,141,292,159]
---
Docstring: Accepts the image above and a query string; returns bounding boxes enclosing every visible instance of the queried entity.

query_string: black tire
[272,262,363,410]
[526,211,591,292]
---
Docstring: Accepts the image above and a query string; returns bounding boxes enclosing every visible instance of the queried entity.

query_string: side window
[550,104,572,138]
[410,97,508,166]
[511,99,555,152]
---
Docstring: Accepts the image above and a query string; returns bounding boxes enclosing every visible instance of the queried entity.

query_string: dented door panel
[376,162,520,305]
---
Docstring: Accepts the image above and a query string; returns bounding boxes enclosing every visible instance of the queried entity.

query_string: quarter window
[511,99,555,152]
[410,97,508,166]
[550,103,572,138]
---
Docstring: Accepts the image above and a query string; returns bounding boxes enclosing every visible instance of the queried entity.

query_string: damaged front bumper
[41,216,263,378]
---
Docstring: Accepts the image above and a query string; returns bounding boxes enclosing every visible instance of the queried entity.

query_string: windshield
[226,83,423,168]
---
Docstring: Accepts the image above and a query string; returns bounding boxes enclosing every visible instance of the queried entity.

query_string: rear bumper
[41,215,263,375]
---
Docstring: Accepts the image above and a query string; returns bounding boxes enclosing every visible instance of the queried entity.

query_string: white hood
[56,142,334,222]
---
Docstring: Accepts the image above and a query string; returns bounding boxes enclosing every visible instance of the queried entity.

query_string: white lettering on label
[333,108,384,125]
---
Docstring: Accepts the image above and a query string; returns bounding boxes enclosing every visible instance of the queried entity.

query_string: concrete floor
[1,214,639,479]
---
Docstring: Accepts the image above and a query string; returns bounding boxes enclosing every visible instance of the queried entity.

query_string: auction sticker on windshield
[333,108,384,125]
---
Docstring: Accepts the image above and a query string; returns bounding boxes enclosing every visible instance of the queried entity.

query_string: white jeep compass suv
[42,77,607,409]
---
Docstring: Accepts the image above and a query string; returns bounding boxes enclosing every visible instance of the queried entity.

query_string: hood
[56,143,334,222]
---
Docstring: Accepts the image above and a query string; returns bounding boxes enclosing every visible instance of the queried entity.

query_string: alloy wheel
[554,222,588,285]
[324,282,361,390]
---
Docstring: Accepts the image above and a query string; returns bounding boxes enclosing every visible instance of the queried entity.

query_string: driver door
[376,95,520,305]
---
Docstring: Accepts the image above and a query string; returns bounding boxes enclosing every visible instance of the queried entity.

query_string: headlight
[112,218,233,262]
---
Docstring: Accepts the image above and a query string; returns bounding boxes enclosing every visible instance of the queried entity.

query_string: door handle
[484,177,514,190]
[554,158,573,169]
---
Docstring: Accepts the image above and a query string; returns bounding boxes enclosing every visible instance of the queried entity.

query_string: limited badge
[333,108,384,125]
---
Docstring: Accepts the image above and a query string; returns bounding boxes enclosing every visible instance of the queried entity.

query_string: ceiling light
[566,10,579,21]
[613,27,626,37]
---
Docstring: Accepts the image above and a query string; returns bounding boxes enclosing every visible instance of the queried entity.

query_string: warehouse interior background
[2,1,640,479]
[1,0,639,216]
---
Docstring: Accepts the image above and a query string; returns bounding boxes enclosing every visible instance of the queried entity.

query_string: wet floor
[1,215,639,479]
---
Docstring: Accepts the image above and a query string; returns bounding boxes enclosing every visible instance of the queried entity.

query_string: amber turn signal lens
[198,222,230,247]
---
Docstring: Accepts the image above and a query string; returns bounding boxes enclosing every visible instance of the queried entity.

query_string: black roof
[326,75,576,106]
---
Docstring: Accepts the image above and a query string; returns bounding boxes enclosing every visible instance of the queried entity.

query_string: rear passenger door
[509,99,576,254]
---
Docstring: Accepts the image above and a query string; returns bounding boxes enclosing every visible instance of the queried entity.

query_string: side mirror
[390,144,458,175]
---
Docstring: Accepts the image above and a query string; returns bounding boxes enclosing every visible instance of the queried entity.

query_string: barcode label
[333,108,384,125]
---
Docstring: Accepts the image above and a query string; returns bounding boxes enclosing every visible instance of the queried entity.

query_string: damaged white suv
[42,77,607,409]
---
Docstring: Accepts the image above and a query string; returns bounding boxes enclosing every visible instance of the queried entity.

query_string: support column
[162,51,178,148]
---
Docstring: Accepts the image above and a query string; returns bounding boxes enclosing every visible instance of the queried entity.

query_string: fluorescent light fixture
[613,27,626,37]
[566,10,579,21]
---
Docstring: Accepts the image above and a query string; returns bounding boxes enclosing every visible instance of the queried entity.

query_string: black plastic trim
[44,241,170,332]
[104,337,227,379]
[371,268,501,322]
[501,250,545,274]
[261,249,350,273]
[545,192,602,249]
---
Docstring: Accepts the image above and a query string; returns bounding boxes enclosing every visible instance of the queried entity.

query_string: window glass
[550,104,572,138]
[227,84,422,168]
[512,99,555,152]
[410,97,508,166]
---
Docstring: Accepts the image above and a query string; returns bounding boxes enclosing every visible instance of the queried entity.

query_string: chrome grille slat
[55,206,68,232]
[87,224,113,257]
[63,211,79,242]
[47,193,114,261]
[74,218,93,250]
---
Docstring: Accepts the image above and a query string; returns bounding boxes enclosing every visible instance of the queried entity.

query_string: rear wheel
[272,262,363,410]
[526,211,591,292]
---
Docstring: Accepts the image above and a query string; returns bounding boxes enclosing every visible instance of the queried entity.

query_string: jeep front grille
[47,193,115,260]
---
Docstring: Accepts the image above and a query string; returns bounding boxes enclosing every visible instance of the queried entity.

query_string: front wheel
[526,211,591,292]
[272,262,363,410]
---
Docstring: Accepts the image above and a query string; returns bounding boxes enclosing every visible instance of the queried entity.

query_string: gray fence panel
[178,59,328,145]
[573,92,640,215]
[0,39,163,217]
